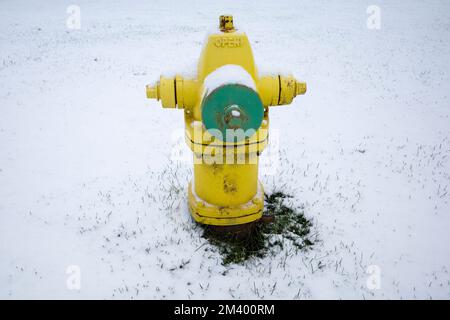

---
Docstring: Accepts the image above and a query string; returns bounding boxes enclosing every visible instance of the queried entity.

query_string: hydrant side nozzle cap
[296,81,307,95]
[146,83,159,100]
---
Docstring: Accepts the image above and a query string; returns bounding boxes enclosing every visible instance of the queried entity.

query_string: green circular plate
[201,84,264,142]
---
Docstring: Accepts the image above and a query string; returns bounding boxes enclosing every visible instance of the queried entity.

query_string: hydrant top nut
[219,15,235,32]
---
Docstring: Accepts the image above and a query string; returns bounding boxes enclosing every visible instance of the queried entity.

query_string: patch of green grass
[201,191,315,265]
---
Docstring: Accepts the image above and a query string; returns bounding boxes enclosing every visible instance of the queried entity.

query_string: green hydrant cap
[201,84,264,142]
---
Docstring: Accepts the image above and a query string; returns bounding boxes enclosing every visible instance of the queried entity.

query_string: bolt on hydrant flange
[146,15,307,228]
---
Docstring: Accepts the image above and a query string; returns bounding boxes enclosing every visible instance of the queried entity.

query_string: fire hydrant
[146,15,306,228]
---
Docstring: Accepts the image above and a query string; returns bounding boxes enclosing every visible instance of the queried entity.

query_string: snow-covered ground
[1,0,449,299]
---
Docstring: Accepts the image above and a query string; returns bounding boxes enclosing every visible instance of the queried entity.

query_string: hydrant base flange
[188,181,264,226]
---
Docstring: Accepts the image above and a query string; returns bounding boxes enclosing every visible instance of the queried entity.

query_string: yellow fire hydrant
[146,15,306,228]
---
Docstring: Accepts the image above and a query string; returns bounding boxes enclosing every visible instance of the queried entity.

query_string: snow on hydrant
[146,15,306,231]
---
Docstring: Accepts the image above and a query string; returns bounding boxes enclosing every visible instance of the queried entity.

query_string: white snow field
[1,0,449,299]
